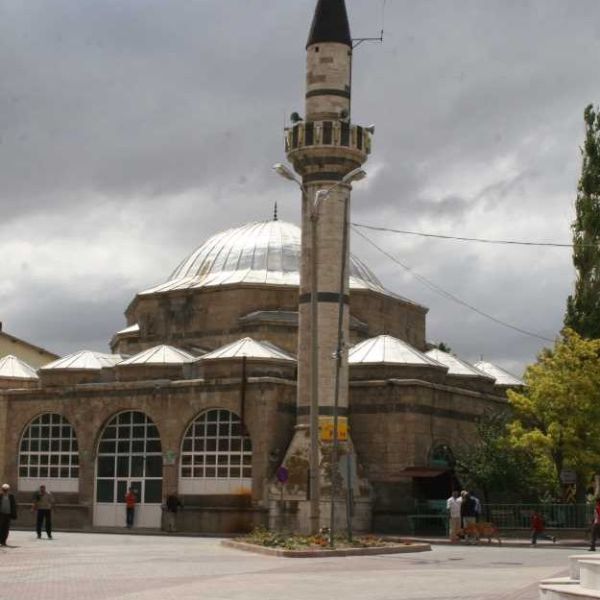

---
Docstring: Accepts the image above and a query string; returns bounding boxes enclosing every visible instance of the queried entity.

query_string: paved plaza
[0,531,576,600]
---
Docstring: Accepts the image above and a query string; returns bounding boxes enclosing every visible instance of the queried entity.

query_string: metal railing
[408,502,594,530]
[483,504,594,529]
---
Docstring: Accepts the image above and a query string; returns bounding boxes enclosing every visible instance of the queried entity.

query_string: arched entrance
[93,411,163,528]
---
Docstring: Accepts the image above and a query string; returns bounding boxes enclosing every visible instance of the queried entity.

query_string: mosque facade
[0,0,523,534]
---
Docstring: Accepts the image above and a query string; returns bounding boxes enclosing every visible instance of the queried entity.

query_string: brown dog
[457,522,502,545]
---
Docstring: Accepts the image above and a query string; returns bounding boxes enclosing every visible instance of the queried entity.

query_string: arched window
[96,411,162,506]
[179,409,252,495]
[18,413,79,492]
[429,444,455,469]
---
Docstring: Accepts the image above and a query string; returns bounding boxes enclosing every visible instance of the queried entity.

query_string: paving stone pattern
[0,532,571,600]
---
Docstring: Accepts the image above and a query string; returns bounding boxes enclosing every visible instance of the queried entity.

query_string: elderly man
[32,485,54,540]
[0,483,18,547]
[446,490,462,542]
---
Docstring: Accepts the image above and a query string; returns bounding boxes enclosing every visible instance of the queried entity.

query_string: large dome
[140,220,392,296]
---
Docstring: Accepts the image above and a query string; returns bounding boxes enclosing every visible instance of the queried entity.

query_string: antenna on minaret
[273,202,278,221]
[352,0,386,48]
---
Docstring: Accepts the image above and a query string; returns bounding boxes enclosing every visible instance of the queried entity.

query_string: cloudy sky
[1,0,598,374]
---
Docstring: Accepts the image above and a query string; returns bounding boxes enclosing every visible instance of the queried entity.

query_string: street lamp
[272,163,366,539]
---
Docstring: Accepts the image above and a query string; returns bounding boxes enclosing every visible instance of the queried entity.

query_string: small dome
[198,337,295,362]
[349,335,445,368]
[42,351,122,371]
[140,220,394,297]
[474,361,524,387]
[119,345,195,366]
[426,349,494,380]
[0,355,38,380]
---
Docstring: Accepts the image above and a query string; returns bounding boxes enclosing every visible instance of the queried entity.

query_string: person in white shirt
[446,490,462,542]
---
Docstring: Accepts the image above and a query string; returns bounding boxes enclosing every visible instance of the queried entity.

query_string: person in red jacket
[125,487,137,529]
[531,511,556,546]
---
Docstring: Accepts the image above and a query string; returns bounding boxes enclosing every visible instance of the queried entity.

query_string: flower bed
[220,528,431,557]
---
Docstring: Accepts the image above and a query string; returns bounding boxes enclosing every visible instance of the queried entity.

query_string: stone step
[570,555,600,580]
[540,584,600,599]
[540,577,579,586]
[580,561,600,591]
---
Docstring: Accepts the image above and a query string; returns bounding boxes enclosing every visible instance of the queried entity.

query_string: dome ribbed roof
[0,355,38,380]
[426,349,494,380]
[41,351,122,371]
[198,337,295,362]
[349,335,446,369]
[119,345,195,366]
[140,220,396,298]
[474,361,524,387]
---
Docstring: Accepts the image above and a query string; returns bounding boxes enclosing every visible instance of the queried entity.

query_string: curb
[221,539,431,558]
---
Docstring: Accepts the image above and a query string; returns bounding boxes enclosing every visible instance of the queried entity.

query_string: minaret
[270,0,373,534]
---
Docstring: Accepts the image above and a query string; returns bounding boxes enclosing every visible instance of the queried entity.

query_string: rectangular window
[304,122,314,146]
[341,122,350,146]
[131,441,144,453]
[323,121,333,145]
[117,480,127,504]
[98,456,115,478]
[144,480,162,503]
[117,441,130,454]
[99,441,116,454]
[131,456,144,477]
[145,456,162,478]
[146,440,161,453]
[117,456,129,478]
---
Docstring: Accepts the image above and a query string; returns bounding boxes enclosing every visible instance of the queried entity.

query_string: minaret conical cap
[306,0,352,49]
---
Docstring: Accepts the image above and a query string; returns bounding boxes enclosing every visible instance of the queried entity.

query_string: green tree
[454,412,539,509]
[430,341,452,353]
[508,329,600,494]
[565,104,600,338]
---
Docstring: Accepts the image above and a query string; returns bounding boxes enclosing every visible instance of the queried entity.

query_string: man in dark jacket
[164,492,183,533]
[0,483,18,547]
[460,491,478,543]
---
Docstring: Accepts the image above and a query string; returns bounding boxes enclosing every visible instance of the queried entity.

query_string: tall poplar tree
[565,104,600,338]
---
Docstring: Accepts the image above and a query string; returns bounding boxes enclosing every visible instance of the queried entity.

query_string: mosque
[0,0,523,534]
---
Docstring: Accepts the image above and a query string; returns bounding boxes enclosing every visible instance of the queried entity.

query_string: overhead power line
[352,222,576,248]
[352,225,555,343]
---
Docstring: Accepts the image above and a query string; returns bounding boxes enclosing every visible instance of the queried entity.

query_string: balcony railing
[285,121,372,155]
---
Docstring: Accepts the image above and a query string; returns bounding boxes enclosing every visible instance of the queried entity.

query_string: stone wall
[116,285,427,359]
[349,378,507,513]
[0,375,296,532]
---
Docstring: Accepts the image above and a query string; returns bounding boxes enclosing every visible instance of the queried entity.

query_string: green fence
[484,504,594,529]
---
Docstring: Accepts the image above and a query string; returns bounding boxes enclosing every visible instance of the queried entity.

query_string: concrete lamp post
[272,163,366,537]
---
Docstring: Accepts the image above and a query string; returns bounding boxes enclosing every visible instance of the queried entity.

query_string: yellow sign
[319,416,348,442]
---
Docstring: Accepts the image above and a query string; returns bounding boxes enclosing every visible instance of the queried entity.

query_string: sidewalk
[397,534,590,548]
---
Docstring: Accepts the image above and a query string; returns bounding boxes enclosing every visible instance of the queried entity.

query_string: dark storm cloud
[1,0,598,372]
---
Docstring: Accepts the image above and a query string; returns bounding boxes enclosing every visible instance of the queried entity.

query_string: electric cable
[352,222,579,248]
[352,225,555,343]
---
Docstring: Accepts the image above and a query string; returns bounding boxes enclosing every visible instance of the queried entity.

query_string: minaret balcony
[285,121,372,159]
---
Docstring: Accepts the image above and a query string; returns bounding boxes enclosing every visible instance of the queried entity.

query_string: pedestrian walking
[446,490,462,542]
[0,483,17,547]
[470,491,482,522]
[125,487,137,529]
[589,498,600,551]
[461,491,478,543]
[32,485,54,539]
[530,511,556,546]
[164,492,183,533]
